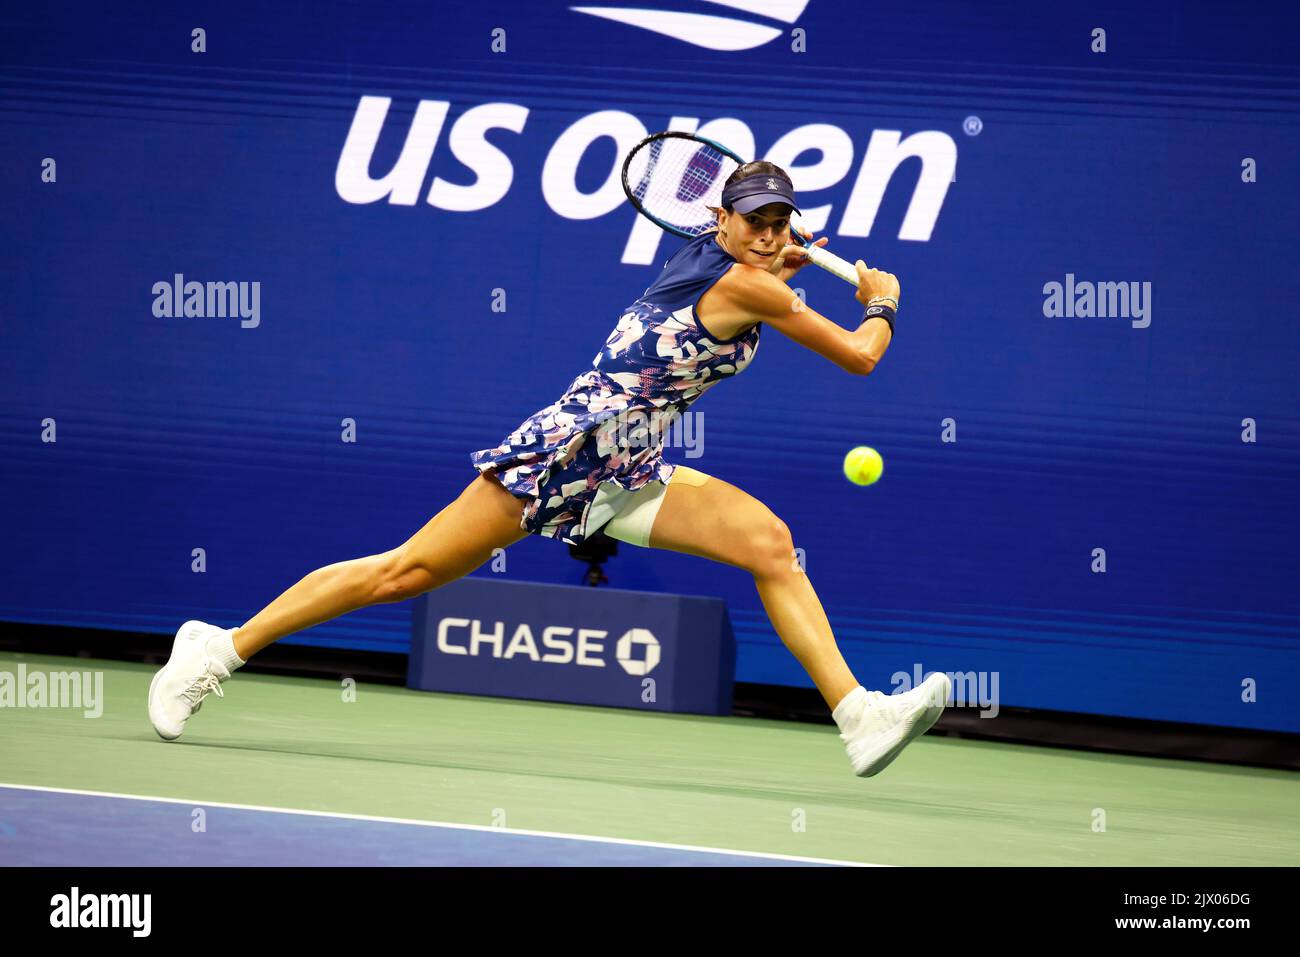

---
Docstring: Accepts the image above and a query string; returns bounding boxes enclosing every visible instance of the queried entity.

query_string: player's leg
[233,470,530,659]
[625,465,949,777]
[150,469,532,740]
[635,466,858,712]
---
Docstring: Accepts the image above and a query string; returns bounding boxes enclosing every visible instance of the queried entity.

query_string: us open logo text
[335,98,956,267]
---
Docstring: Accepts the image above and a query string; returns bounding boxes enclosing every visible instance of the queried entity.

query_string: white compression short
[594,464,711,548]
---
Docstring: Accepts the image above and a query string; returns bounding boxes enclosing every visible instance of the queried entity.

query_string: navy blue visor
[720,173,800,215]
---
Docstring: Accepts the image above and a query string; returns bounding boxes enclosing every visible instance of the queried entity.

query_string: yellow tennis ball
[843,446,883,486]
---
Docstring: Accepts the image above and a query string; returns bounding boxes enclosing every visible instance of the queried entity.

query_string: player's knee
[370,551,438,604]
[748,514,797,577]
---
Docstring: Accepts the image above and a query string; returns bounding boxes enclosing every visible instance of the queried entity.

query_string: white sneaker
[148,621,234,741]
[841,673,951,777]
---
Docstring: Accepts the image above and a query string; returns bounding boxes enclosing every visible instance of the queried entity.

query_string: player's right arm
[712,261,899,375]
[850,260,899,374]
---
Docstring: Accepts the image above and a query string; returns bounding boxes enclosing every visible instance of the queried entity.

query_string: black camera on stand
[568,530,619,587]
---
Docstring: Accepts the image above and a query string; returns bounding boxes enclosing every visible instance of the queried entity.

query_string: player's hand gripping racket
[621,130,860,286]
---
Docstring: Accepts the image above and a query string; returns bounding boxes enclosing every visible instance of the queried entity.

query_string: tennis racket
[620,130,860,286]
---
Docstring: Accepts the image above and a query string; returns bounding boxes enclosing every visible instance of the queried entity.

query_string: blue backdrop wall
[3,1,1297,732]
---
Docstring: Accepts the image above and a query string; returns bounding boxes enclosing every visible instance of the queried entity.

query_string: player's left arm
[717,264,881,376]
[765,227,894,373]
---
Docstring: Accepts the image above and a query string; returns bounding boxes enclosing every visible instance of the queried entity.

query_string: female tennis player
[149,161,951,778]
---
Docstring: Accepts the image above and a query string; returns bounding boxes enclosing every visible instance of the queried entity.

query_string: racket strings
[627,138,738,237]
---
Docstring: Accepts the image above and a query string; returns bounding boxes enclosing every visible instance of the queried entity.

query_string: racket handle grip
[804,244,861,286]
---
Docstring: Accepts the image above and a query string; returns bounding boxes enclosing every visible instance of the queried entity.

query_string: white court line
[0,782,884,867]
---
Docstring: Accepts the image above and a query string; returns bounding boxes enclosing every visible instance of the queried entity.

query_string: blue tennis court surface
[0,786,845,866]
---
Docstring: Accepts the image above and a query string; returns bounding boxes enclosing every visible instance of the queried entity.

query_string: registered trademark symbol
[963,115,983,136]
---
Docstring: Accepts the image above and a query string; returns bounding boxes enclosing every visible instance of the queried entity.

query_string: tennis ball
[843,446,883,486]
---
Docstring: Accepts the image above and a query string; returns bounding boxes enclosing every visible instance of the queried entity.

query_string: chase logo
[615,628,661,676]
[434,617,661,677]
[570,0,811,51]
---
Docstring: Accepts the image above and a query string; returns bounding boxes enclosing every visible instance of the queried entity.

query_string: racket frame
[621,131,860,286]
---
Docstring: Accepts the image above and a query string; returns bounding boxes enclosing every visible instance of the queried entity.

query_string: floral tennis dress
[470,230,762,545]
